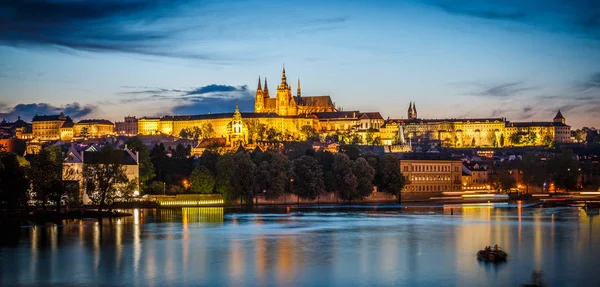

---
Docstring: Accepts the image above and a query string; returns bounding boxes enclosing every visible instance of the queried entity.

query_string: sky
[0,0,599,128]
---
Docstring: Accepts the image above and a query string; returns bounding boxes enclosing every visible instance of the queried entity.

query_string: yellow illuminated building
[383,104,571,148]
[399,154,463,192]
[74,119,114,138]
[32,113,73,141]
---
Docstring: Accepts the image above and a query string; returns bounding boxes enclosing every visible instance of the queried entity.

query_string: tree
[232,152,257,204]
[352,158,375,200]
[0,152,30,209]
[574,129,587,143]
[315,150,336,193]
[125,137,155,190]
[215,154,235,201]
[256,152,290,199]
[547,149,580,191]
[500,134,505,147]
[201,123,215,139]
[510,133,521,145]
[495,160,516,192]
[190,166,215,193]
[519,153,545,193]
[80,126,90,138]
[526,132,538,145]
[471,138,476,147]
[179,128,191,139]
[542,135,553,147]
[378,154,405,201]
[144,181,166,195]
[300,125,319,142]
[333,153,358,201]
[28,147,63,209]
[82,145,131,211]
[266,128,281,142]
[365,128,377,145]
[291,156,324,201]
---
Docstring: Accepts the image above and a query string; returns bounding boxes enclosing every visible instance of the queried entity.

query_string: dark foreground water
[1,205,599,287]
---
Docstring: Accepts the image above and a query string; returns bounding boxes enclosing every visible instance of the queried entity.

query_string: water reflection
[1,207,599,286]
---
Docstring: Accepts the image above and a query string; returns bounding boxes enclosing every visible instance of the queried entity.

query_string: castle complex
[16,66,571,150]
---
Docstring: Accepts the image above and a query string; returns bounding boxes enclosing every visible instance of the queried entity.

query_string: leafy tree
[215,154,235,201]
[256,152,290,199]
[510,133,521,145]
[125,137,155,190]
[471,138,476,147]
[190,166,215,193]
[378,154,405,201]
[168,185,185,194]
[574,129,587,142]
[199,150,221,174]
[291,156,324,201]
[150,143,169,183]
[0,152,30,209]
[340,145,360,160]
[352,158,375,200]
[500,134,505,147]
[266,127,281,142]
[315,150,336,193]
[179,128,191,139]
[29,147,63,209]
[526,132,538,145]
[233,152,257,204]
[365,128,377,145]
[82,145,131,211]
[547,149,580,191]
[300,125,319,142]
[333,153,358,201]
[144,181,166,195]
[80,126,90,138]
[519,153,546,193]
[494,160,516,192]
[201,123,215,139]
[542,135,553,147]
[363,153,381,186]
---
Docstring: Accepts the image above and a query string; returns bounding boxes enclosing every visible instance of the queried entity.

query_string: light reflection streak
[133,209,141,277]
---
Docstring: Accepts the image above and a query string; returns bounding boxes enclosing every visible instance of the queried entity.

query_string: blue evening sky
[0,0,598,128]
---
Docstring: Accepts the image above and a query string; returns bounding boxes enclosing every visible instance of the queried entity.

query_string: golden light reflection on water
[13,207,600,286]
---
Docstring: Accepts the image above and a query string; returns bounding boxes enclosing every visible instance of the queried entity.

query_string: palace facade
[382,103,571,148]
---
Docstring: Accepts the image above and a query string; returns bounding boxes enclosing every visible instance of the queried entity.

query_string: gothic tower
[254,76,264,113]
[412,102,417,119]
[297,78,301,97]
[408,102,417,119]
[276,66,297,116]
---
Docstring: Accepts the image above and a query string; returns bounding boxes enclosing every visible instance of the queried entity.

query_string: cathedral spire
[257,76,262,91]
[413,102,417,118]
[297,78,301,97]
[264,78,269,98]
[280,65,288,88]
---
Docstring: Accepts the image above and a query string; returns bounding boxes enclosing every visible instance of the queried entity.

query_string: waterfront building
[63,145,139,204]
[399,153,463,193]
[461,162,491,191]
[115,116,139,136]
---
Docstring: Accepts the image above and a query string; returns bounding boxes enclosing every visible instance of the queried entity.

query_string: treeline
[491,149,582,192]
[142,142,405,203]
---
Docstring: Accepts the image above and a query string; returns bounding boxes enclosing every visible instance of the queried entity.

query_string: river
[0,205,598,286]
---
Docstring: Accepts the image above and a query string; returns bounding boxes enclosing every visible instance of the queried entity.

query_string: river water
[0,205,598,287]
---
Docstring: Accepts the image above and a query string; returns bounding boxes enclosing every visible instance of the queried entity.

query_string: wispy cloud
[0,102,96,121]
[421,0,600,40]
[467,81,536,98]
[119,84,254,114]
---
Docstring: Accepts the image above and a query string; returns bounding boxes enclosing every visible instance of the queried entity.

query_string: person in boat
[485,246,491,252]
[493,245,499,251]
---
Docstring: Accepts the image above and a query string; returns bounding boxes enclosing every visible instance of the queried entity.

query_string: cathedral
[254,67,337,116]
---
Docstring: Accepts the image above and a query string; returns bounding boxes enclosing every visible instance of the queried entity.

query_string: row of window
[403,165,459,172]
[406,185,461,192]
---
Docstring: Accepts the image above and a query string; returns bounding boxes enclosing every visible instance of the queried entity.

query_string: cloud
[422,0,600,40]
[523,106,532,113]
[0,0,219,60]
[0,102,96,121]
[578,71,600,91]
[119,84,255,114]
[468,82,536,98]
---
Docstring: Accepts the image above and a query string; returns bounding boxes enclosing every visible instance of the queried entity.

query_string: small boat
[477,246,508,262]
